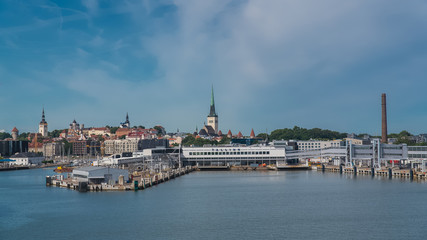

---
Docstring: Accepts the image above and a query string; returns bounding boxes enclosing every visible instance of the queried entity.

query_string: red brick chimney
[381,93,388,143]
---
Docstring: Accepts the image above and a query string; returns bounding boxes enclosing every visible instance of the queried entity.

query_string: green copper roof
[211,85,215,106]
[209,85,217,117]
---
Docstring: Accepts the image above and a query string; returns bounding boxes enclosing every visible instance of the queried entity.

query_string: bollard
[339,165,343,174]
[371,167,375,177]
[134,181,138,191]
[353,166,357,176]
[410,169,414,180]
[322,164,325,172]
[388,168,392,179]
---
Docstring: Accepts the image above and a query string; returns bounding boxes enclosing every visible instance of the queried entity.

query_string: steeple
[126,112,129,123]
[209,85,217,117]
[38,107,48,137]
[40,108,46,124]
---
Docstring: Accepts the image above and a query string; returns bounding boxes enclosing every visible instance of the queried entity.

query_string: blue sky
[1,0,427,136]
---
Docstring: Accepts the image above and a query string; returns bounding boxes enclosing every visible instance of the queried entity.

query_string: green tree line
[269,126,347,141]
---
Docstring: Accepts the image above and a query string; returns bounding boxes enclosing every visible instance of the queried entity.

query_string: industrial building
[9,152,44,166]
[72,166,129,184]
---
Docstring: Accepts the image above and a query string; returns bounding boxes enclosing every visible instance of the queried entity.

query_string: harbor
[3,168,427,240]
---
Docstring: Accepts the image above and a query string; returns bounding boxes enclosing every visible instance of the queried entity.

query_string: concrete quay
[46,166,196,192]
[319,165,427,180]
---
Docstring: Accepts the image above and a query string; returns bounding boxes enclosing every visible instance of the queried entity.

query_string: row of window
[409,154,427,158]
[408,146,427,151]
[186,157,285,160]
[189,151,270,156]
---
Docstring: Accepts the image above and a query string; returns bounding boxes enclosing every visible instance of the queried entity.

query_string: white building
[182,145,287,167]
[88,127,110,136]
[296,140,342,151]
[9,152,44,166]
[72,166,129,184]
[104,139,141,155]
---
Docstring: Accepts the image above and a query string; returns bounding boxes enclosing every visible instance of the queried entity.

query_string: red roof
[250,129,255,138]
[218,130,223,136]
[237,131,243,138]
[12,127,18,132]
[227,130,232,135]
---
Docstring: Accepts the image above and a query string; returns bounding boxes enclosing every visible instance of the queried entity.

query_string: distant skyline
[1,0,427,135]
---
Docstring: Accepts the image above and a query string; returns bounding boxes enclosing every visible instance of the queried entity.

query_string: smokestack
[381,93,388,143]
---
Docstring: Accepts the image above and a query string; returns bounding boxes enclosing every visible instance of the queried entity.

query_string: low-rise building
[104,139,169,155]
[9,152,44,166]
[344,138,371,145]
[88,127,111,136]
[296,140,342,151]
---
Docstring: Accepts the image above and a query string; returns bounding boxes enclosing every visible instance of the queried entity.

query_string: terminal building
[181,145,286,167]
[72,166,129,184]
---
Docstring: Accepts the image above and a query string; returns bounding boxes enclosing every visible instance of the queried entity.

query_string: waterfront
[1,169,427,239]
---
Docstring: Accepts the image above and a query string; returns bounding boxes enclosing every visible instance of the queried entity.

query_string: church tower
[38,108,48,137]
[207,86,218,134]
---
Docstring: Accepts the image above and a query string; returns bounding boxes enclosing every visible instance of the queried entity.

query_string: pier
[46,166,196,192]
[319,165,427,180]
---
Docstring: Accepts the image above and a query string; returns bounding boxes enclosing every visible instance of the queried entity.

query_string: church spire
[40,108,46,124]
[209,85,217,117]
[126,112,129,123]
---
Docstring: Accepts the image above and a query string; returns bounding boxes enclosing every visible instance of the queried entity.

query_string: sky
[1,0,427,136]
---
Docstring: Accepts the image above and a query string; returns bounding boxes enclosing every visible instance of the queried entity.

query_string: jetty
[46,166,196,192]
[319,164,427,180]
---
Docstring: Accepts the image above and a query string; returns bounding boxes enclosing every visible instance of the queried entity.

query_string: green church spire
[211,85,215,106]
[209,85,217,117]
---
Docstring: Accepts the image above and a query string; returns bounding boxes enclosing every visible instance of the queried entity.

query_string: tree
[18,132,30,141]
[154,126,165,136]
[0,132,12,140]
[109,127,119,134]
[97,135,104,142]
[269,126,347,141]
[257,133,268,140]
[48,129,63,138]
[219,137,231,145]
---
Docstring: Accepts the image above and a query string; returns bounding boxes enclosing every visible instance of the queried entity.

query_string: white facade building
[104,139,141,155]
[72,166,129,184]
[9,152,44,166]
[296,140,342,151]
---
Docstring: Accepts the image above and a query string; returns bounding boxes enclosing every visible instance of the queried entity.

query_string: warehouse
[72,166,129,184]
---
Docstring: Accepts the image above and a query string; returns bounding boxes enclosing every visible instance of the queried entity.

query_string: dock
[46,166,196,192]
[319,165,427,180]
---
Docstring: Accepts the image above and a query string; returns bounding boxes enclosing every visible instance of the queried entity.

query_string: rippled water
[1,168,427,240]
